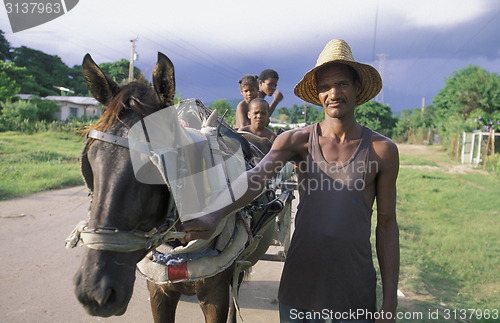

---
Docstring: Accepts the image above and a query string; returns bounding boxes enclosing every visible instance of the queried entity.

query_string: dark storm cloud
[1,0,498,112]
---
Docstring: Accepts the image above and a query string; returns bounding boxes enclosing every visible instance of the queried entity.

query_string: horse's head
[73,53,175,317]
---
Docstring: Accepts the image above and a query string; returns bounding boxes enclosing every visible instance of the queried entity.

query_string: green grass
[0,131,85,200]
[373,149,500,322]
[399,146,455,167]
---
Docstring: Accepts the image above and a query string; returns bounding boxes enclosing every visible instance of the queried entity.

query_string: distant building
[15,94,37,100]
[269,122,307,129]
[15,94,102,121]
[44,96,101,120]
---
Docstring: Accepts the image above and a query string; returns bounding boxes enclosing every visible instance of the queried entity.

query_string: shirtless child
[257,69,284,116]
[239,98,277,142]
[235,74,259,129]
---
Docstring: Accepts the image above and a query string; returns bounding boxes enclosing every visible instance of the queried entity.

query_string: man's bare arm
[374,140,400,322]
[181,129,303,241]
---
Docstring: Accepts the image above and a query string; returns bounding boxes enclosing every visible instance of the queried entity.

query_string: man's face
[241,85,259,103]
[259,78,278,96]
[316,63,360,119]
[248,101,269,129]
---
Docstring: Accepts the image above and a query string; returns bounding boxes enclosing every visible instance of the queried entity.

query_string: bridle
[65,101,184,252]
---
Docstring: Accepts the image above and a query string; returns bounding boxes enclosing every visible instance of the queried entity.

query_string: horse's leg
[148,281,181,323]
[196,269,233,323]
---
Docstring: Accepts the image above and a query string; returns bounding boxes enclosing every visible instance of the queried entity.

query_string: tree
[67,65,89,96]
[355,101,398,138]
[393,106,438,143]
[0,60,37,101]
[0,69,20,102]
[11,46,71,96]
[99,59,145,85]
[276,107,289,117]
[430,65,499,150]
[277,113,289,124]
[0,30,12,61]
[433,65,499,120]
[275,107,290,124]
[304,105,323,124]
[289,104,304,123]
[210,99,235,126]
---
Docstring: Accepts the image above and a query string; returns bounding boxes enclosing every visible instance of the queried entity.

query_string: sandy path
[0,186,285,323]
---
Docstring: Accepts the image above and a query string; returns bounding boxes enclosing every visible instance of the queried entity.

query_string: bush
[1,100,38,124]
[32,98,59,121]
[484,153,500,178]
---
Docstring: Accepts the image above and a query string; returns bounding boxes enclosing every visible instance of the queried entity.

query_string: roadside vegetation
[373,146,499,322]
[0,129,85,200]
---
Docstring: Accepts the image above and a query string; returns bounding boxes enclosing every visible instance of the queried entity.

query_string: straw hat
[294,39,382,107]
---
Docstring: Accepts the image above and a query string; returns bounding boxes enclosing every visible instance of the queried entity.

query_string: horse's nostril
[96,287,116,306]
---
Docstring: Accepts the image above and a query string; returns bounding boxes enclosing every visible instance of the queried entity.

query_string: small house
[43,96,101,121]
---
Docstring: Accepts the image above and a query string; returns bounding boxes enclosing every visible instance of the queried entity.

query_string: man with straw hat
[182,39,400,322]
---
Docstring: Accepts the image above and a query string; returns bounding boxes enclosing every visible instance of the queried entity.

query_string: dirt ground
[0,185,287,323]
[397,143,488,175]
[0,144,484,322]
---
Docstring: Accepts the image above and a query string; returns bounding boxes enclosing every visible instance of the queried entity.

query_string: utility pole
[128,38,138,82]
[303,102,307,124]
[375,53,388,103]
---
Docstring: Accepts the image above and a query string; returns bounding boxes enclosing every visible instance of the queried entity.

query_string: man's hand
[180,212,220,242]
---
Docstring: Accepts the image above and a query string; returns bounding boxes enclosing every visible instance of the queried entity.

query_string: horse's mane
[86,82,159,134]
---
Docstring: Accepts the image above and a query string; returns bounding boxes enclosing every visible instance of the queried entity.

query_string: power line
[140,27,243,79]
[375,53,388,103]
[371,0,379,64]
[413,9,500,89]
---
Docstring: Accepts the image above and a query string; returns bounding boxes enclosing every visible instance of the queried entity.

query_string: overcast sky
[1,0,499,112]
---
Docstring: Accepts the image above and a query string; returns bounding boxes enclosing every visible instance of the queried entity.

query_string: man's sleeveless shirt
[278,123,377,314]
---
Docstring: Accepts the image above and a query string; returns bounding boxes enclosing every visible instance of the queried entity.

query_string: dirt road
[0,186,285,323]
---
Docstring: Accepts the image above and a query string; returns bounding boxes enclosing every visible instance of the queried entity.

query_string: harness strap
[65,198,183,252]
[65,221,186,252]
[88,129,151,155]
[88,129,129,148]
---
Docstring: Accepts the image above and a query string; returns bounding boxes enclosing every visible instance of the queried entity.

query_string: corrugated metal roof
[14,94,38,100]
[43,96,100,105]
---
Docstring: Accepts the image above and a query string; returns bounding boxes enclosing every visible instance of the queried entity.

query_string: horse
[67,52,292,323]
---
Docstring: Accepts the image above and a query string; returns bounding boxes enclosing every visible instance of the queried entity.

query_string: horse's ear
[82,54,120,105]
[153,52,175,107]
